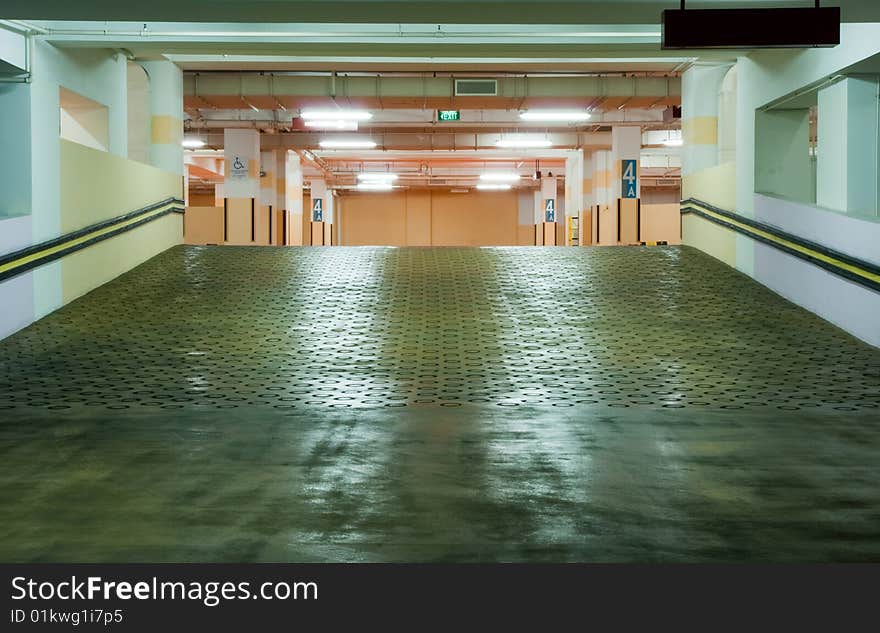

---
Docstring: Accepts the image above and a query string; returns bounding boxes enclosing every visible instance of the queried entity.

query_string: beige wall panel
[682,116,719,146]
[535,223,544,245]
[189,192,215,207]
[405,190,432,246]
[62,214,181,305]
[542,222,553,245]
[517,225,534,245]
[311,221,325,246]
[597,204,617,245]
[61,140,182,233]
[579,210,593,245]
[184,206,224,245]
[682,213,736,267]
[275,209,285,245]
[253,205,271,245]
[640,203,682,244]
[303,194,312,243]
[324,221,333,246]
[682,162,736,211]
[288,211,304,246]
[225,197,254,245]
[150,115,182,145]
[431,191,518,246]
[339,192,408,245]
[619,199,640,244]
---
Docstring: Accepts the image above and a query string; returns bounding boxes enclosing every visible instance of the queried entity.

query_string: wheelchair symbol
[233,157,245,170]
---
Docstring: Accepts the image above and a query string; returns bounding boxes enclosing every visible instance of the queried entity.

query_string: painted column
[285,151,304,245]
[140,61,184,176]
[541,175,558,245]
[309,178,330,245]
[817,76,880,217]
[611,126,642,200]
[222,128,260,245]
[681,62,734,177]
[223,129,260,199]
[564,150,584,245]
[581,151,594,245]
[592,150,612,205]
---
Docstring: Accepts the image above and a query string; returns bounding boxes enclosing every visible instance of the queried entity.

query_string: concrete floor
[1,245,878,561]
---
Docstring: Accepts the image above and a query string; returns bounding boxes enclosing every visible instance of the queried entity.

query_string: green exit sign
[438,110,460,121]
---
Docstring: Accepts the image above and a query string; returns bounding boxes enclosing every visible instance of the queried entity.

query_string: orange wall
[338,189,521,246]
[189,192,216,207]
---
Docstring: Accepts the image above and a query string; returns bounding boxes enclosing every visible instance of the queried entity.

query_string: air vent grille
[454,79,498,96]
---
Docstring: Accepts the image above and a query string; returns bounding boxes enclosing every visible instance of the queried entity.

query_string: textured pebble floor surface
[1,245,878,562]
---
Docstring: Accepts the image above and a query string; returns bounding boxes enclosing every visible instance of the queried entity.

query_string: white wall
[1,41,186,341]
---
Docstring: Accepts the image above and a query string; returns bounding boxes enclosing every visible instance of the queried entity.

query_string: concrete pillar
[541,175,558,245]
[285,152,304,245]
[593,150,612,205]
[223,129,260,199]
[581,151,594,245]
[564,151,584,245]
[140,61,183,176]
[681,62,734,177]
[309,178,334,245]
[817,76,880,217]
[582,151,594,208]
[611,126,642,200]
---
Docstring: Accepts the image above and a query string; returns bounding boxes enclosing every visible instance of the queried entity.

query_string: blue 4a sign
[621,159,638,199]
[544,199,556,223]
[312,198,323,222]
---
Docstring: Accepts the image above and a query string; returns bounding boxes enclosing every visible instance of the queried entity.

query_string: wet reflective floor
[1,245,879,561]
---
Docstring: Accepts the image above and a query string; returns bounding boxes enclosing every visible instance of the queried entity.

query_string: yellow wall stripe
[0,203,178,277]
[684,201,880,285]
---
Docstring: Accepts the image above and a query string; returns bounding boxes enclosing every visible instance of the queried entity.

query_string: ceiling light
[182,138,206,148]
[304,120,358,131]
[357,173,398,181]
[302,109,373,121]
[480,173,521,182]
[663,138,684,147]
[357,182,393,191]
[519,110,591,122]
[319,139,378,149]
[496,137,553,149]
[476,183,512,191]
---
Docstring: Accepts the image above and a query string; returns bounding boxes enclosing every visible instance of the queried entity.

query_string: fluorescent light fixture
[304,120,358,131]
[480,173,521,182]
[519,110,591,122]
[357,182,393,191]
[476,183,512,190]
[357,173,398,181]
[663,138,684,147]
[182,138,206,148]
[319,139,378,149]
[496,136,553,148]
[301,109,373,121]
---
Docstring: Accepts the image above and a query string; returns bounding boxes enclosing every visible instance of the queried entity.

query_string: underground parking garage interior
[1,0,880,594]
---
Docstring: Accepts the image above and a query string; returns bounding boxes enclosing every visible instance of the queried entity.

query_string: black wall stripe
[0,204,182,284]
[250,198,255,242]
[616,199,621,243]
[637,199,641,243]
[0,198,182,269]
[681,199,880,293]
[269,205,273,244]
[223,199,228,242]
